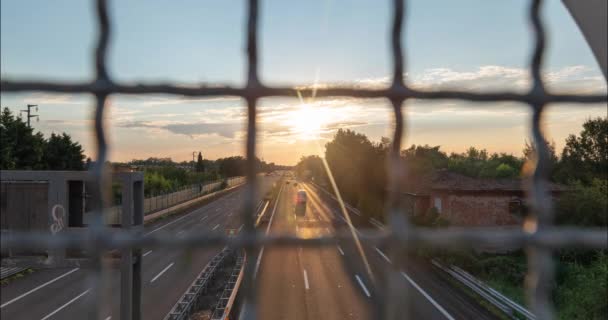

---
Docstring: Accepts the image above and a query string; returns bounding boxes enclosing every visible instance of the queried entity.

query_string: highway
[256,181,498,319]
[2,176,498,319]
[0,176,277,320]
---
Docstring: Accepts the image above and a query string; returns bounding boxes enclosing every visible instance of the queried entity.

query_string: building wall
[430,191,523,227]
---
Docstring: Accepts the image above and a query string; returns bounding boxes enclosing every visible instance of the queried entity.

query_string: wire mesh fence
[1,0,607,319]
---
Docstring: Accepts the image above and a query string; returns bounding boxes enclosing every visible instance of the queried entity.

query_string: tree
[1,107,46,169]
[196,152,205,172]
[295,155,327,184]
[0,107,85,170]
[556,117,607,184]
[44,133,85,170]
[324,129,387,220]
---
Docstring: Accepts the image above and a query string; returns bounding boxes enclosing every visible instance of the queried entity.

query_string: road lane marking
[146,211,195,235]
[254,248,265,279]
[238,224,244,233]
[303,270,310,290]
[104,317,111,320]
[200,215,208,222]
[150,263,174,283]
[355,275,371,298]
[337,245,345,256]
[177,230,185,237]
[143,250,152,257]
[254,184,284,279]
[401,272,455,320]
[40,289,90,320]
[212,224,220,231]
[1,268,80,309]
[374,247,392,264]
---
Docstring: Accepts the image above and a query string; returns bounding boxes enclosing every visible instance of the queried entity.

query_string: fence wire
[1,0,607,319]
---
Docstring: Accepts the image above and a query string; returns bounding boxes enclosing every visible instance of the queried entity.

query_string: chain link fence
[1,0,607,319]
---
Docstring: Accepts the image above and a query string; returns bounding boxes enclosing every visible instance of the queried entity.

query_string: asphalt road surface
[256,181,497,320]
[2,176,498,320]
[0,176,277,320]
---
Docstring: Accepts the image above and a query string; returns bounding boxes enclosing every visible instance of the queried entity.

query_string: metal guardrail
[211,252,246,320]
[432,260,536,320]
[0,266,27,280]
[164,248,233,320]
[1,1,607,319]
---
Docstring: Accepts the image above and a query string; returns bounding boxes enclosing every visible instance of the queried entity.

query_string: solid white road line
[212,224,220,231]
[238,224,244,233]
[303,270,310,290]
[143,250,152,257]
[1,268,80,309]
[200,215,208,222]
[400,272,455,320]
[254,184,284,279]
[40,289,90,320]
[150,263,174,283]
[337,245,345,256]
[374,247,392,264]
[104,317,112,320]
[355,275,371,298]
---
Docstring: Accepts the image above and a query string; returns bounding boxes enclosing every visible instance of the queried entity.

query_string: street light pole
[20,104,39,127]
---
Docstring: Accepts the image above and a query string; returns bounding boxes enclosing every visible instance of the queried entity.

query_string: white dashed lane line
[150,263,174,283]
[355,275,371,298]
[40,289,90,320]
[200,215,208,222]
[337,245,345,256]
[374,247,391,264]
[212,224,220,231]
[401,272,455,320]
[303,269,310,290]
[0,268,80,309]
[143,250,152,257]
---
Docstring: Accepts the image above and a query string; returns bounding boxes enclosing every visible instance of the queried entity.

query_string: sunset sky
[1,0,606,165]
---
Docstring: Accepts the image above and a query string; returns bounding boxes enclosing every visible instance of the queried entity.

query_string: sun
[285,104,328,140]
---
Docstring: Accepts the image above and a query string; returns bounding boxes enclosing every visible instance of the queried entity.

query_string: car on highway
[295,190,307,216]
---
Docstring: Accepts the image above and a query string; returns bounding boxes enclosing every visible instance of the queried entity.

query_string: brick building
[401,171,566,227]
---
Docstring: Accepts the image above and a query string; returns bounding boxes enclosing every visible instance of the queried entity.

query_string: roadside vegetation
[118,156,287,198]
[295,117,607,319]
[1,107,85,170]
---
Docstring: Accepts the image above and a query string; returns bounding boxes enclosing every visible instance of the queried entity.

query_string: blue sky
[1,0,606,164]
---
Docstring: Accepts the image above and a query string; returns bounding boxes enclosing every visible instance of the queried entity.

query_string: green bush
[555,252,608,320]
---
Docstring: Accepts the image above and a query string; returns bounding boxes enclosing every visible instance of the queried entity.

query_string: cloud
[117,120,242,138]
[135,95,241,107]
[304,65,606,94]
[324,121,368,130]
[22,93,87,105]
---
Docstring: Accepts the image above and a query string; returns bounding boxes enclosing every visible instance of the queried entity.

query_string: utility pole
[20,104,39,127]
[192,151,197,170]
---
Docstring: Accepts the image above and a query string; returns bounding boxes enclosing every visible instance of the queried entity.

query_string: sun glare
[285,104,329,140]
